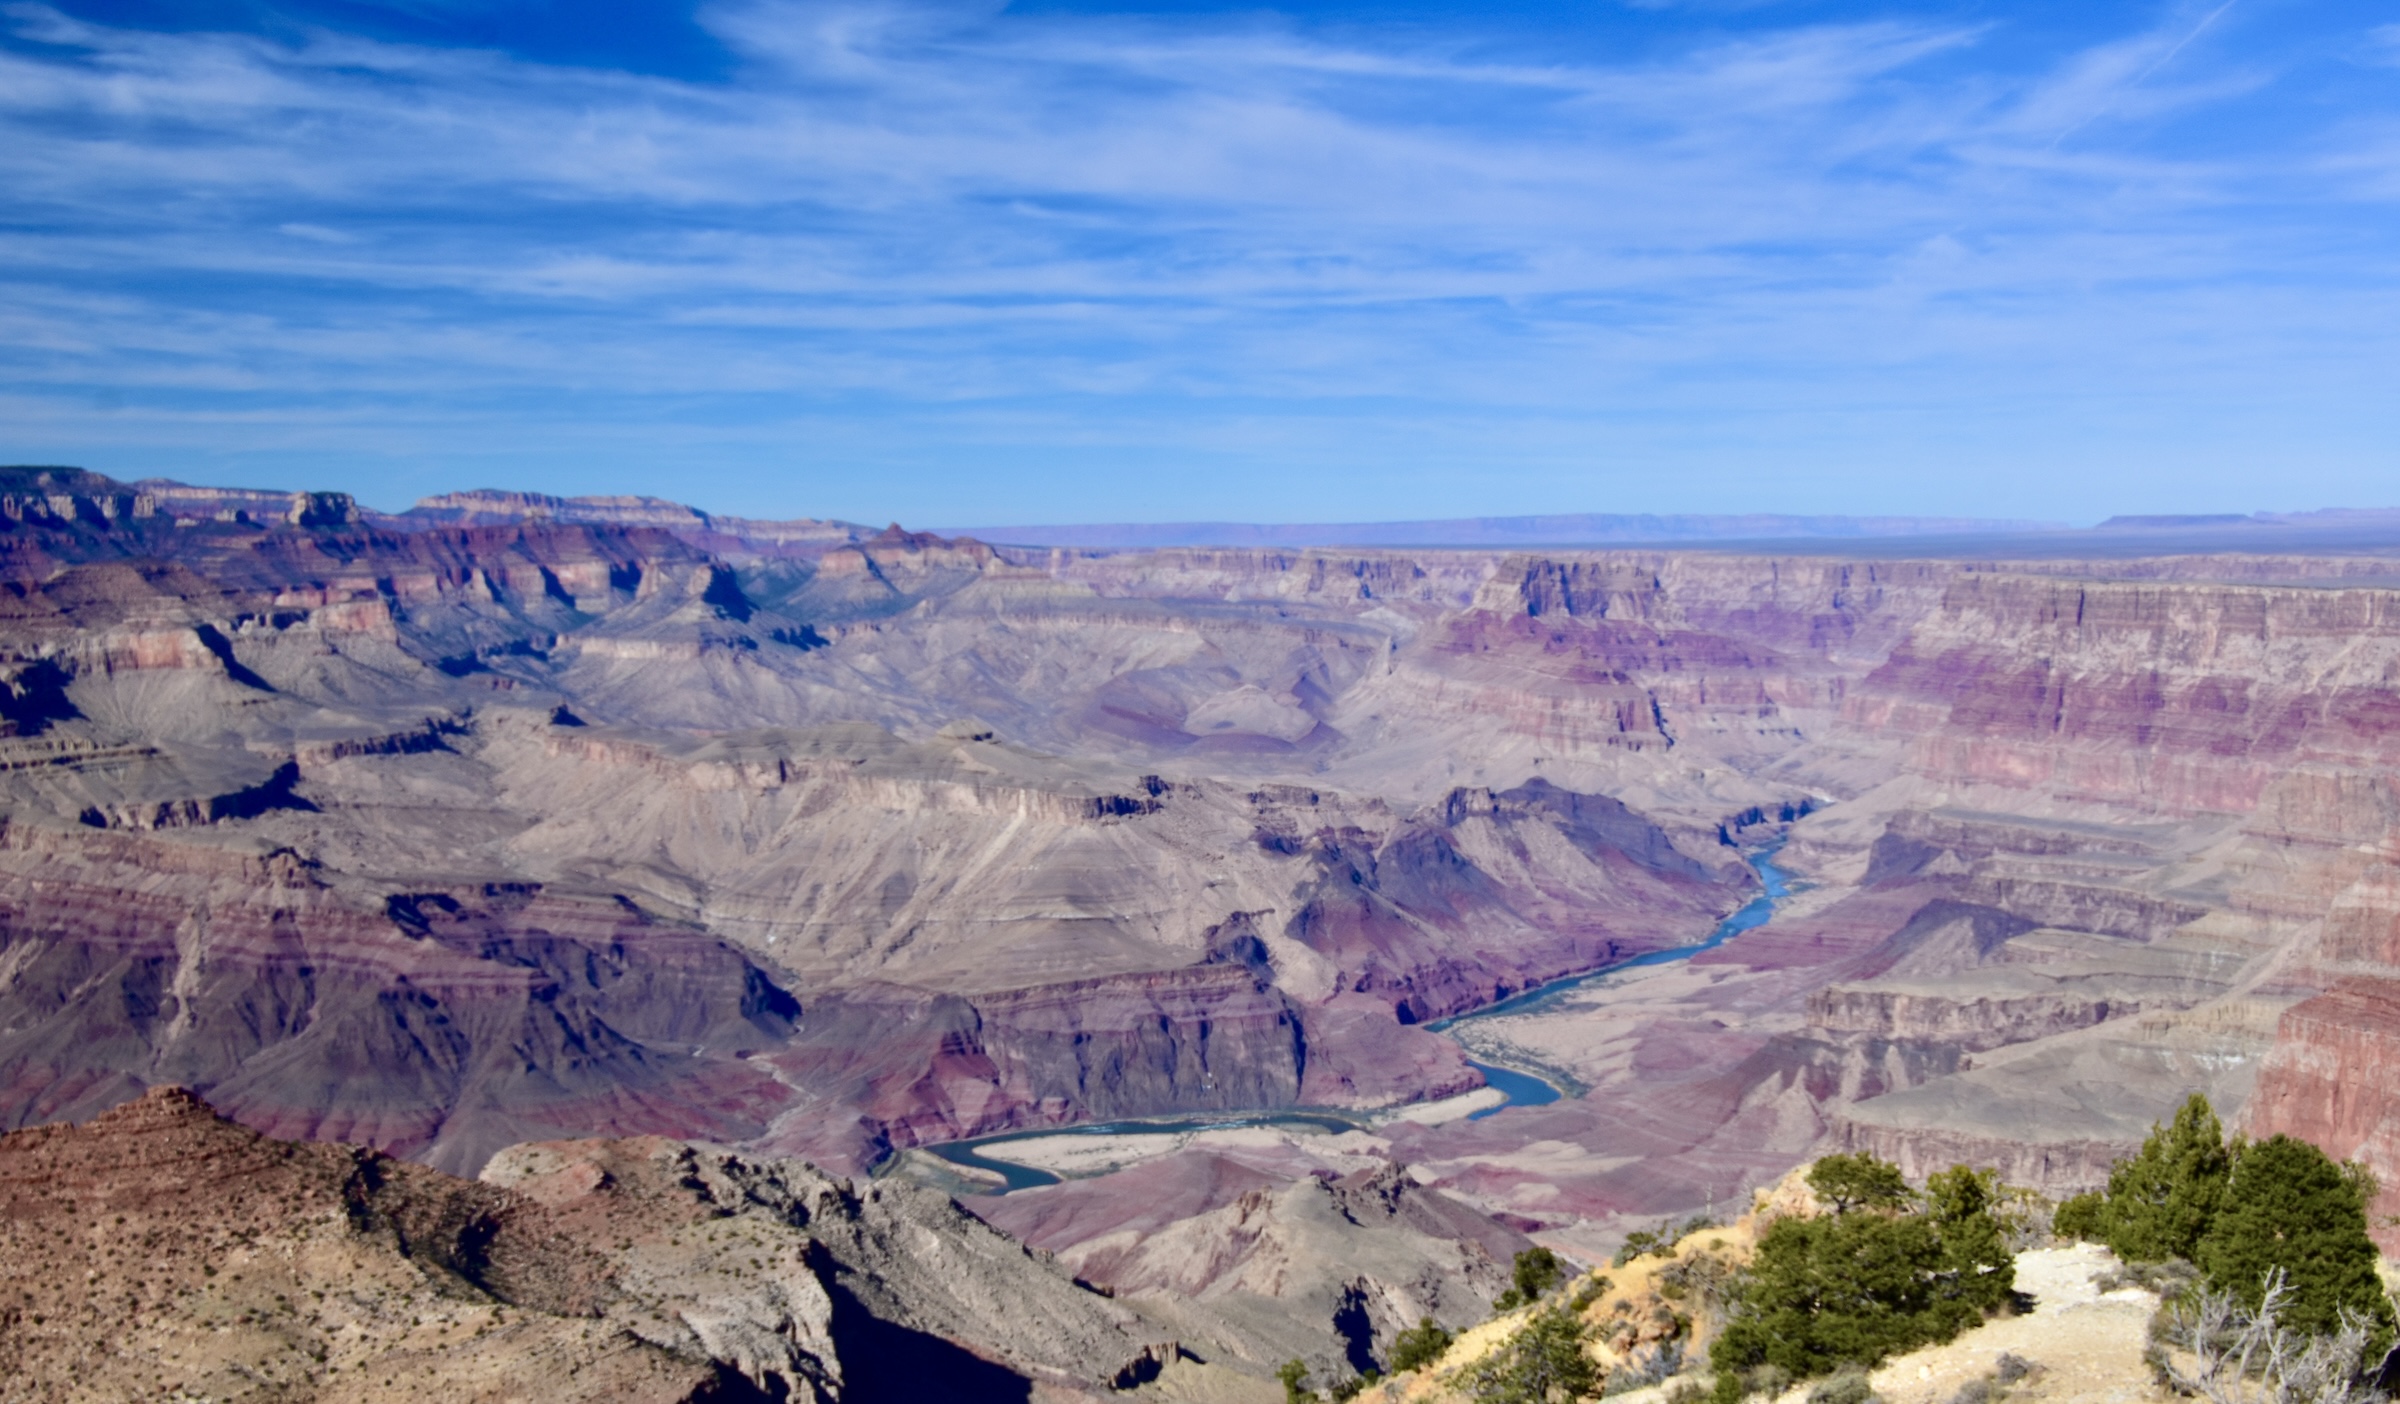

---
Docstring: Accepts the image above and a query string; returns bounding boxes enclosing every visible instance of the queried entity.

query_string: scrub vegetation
[2055,1094,2394,1402]
[1708,1154,2016,1401]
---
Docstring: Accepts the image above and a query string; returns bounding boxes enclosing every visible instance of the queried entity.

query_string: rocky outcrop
[979,1155,1526,1380]
[0,1086,1167,1403]
[1821,998,2283,1198]
[0,1086,792,1403]
[478,1136,1173,1398]
[1827,1114,2137,1197]
[1808,984,2146,1052]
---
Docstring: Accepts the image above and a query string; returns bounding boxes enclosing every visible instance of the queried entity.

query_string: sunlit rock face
[0,1085,1174,1401]
[9,466,2400,1260]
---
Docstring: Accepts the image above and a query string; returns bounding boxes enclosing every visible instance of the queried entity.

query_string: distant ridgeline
[955,507,2400,552]
[405,487,869,546]
[15,466,2400,558]
[0,467,881,559]
[0,470,360,537]
[932,511,2074,549]
[0,465,358,531]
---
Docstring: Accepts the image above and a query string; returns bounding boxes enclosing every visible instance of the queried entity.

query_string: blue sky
[2,0,2396,524]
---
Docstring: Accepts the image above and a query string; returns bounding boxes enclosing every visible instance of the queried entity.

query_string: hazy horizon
[31,461,2400,539]
[38,463,2400,550]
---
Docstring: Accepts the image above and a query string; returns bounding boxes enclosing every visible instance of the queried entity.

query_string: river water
[922,846,1793,1192]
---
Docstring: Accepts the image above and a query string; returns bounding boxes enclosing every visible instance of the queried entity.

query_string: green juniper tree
[1388,1316,1454,1374]
[2083,1093,2235,1264]
[1494,1246,1568,1312]
[1277,1358,1313,1404]
[1464,1301,1599,1404]
[1806,1153,1914,1215]
[2042,1095,2394,1370]
[2193,1133,2392,1345]
[1710,1153,2014,1402]
[1923,1165,2015,1319]
[1515,1247,1566,1302]
[1711,1206,1944,1386]
[2050,1187,2108,1244]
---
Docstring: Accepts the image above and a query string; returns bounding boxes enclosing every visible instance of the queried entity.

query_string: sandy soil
[1378,1085,1509,1126]
[1863,1244,2161,1404]
[970,1084,1505,1180]
[1380,1190,2166,1404]
[978,1123,1393,1177]
[979,1131,1193,1175]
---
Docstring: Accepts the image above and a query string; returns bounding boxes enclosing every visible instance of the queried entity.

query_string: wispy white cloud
[0,0,2393,520]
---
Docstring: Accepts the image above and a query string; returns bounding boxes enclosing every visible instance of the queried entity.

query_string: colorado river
[1434,845,1790,1029]
[920,845,1794,1190]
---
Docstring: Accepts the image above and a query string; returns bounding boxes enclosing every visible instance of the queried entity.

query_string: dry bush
[2148,1269,2388,1404]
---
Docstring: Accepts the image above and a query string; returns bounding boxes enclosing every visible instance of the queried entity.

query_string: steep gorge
[6,465,2400,1274]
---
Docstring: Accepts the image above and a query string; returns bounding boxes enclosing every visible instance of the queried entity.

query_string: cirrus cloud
[0,0,2395,521]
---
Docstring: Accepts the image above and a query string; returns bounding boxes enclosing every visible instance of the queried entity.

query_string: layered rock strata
[9,463,2400,1270]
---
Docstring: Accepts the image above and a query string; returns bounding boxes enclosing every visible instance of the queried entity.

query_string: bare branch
[2153,1269,2385,1404]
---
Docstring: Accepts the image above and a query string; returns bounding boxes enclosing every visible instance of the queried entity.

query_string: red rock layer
[2245,978,2400,1249]
[0,831,798,1174]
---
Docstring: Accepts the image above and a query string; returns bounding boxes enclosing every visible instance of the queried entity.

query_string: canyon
[7,465,2400,1392]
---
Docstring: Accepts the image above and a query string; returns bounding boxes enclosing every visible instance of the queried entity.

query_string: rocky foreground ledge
[0,1086,1181,1403]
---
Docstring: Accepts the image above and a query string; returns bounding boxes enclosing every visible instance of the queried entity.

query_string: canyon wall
[5,465,2400,1261]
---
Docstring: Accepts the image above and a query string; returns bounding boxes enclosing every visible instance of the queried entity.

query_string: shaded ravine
[920,846,1795,1191]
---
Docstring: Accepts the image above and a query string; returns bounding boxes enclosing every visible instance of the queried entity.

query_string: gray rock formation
[482,1137,1178,1399]
[979,1155,1529,1382]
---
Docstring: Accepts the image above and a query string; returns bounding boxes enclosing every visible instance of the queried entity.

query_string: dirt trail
[1862,1244,2161,1404]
